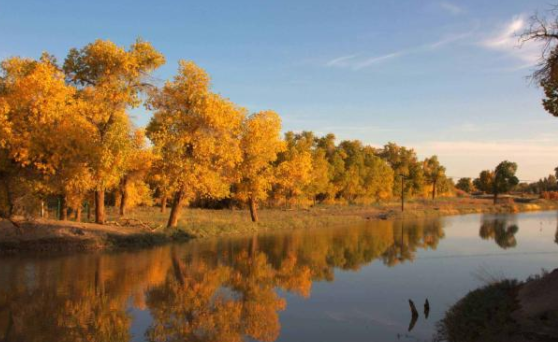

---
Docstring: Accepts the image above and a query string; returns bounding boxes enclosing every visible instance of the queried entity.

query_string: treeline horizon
[0,38,533,228]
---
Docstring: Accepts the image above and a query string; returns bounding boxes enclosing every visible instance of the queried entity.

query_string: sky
[0,0,557,181]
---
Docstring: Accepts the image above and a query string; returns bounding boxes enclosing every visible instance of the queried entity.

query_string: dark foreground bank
[436,269,558,342]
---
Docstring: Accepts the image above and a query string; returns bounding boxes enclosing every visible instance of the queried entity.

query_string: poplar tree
[64,39,164,224]
[236,110,285,222]
[146,61,245,228]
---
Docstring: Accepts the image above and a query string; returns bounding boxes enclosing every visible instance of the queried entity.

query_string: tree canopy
[0,38,460,228]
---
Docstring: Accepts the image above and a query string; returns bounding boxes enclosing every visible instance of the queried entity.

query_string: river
[0,211,557,342]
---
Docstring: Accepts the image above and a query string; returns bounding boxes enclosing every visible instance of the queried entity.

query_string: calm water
[0,211,557,342]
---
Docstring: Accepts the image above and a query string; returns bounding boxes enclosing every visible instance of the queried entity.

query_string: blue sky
[1,0,557,180]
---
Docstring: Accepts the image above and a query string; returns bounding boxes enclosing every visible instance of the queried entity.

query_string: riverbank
[0,219,188,254]
[1,197,557,253]
[436,269,558,342]
[119,197,558,238]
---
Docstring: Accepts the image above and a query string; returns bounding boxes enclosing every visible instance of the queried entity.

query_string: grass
[107,205,369,238]
[103,197,558,238]
[5,196,555,254]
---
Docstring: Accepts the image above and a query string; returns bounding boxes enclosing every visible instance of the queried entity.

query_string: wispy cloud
[326,31,472,70]
[353,52,404,69]
[481,15,543,67]
[427,32,472,49]
[439,1,466,15]
[325,54,358,67]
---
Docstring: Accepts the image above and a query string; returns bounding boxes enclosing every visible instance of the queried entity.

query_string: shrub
[541,191,558,200]
[435,279,520,342]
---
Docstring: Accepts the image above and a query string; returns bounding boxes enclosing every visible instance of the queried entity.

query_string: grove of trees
[0,38,464,228]
[463,161,520,204]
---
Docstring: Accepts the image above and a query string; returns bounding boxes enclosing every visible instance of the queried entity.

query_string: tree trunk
[167,189,184,228]
[493,192,498,205]
[4,309,13,342]
[249,197,258,222]
[249,234,258,258]
[401,177,405,212]
[75,206,82,222]
[1,178,14,219]
[171,249,185,285]
[60,195,68,221]
[94,258,104,296]
[95,190,106,224]
[431,180,437,200]
[119,177,128,216]
[40,200,46,218]
[160,194,168,213]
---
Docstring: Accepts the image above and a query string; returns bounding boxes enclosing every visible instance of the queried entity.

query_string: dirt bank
[0,219,177,254]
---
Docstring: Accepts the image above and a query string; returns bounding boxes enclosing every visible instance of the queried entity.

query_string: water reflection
[407,300,419,332]
[406,298,430,333]
[146,247,288,342]
[0,249,167,342]
[0,219,445,342]
[479,215,519,249]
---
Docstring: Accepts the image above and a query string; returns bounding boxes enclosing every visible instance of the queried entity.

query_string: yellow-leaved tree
[236,110,285,222]
[63,39,165,224]
[117,129,154,216]
[273,132,313,207]
[148,156,176,214]
[146,61,245,228]
[0,55,96,220]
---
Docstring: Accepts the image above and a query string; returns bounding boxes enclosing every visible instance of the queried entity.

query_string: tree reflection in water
[479,215,519,249]
[0,219,446,342]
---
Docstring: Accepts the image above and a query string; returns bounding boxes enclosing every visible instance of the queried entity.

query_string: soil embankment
[0,219,174,254]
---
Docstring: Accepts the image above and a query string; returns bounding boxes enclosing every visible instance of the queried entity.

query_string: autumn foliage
[0,39,456,228]
[541,191,558,200]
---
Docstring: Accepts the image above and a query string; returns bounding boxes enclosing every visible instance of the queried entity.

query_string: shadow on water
[0,218,446,342]
[479,214,519,249]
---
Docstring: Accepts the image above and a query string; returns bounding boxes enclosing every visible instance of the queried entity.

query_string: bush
[435,279,520,342]
[541,191,558,200]
[455,189,469,198]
